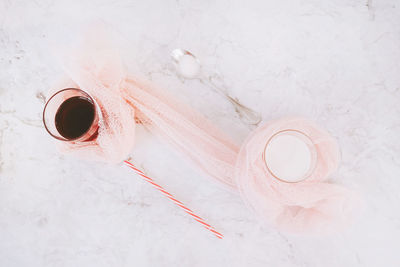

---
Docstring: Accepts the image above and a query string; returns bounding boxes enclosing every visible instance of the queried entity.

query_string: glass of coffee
[43,88,99,142]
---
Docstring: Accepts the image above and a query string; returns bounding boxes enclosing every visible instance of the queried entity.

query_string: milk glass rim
[262,129,318,183]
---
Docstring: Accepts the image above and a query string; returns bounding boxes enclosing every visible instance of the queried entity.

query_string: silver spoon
[171,49,261,126]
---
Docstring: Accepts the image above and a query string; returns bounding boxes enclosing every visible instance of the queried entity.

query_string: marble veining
[1,0,400,266]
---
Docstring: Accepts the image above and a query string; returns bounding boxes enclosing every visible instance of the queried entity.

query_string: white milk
[264,131,314,182]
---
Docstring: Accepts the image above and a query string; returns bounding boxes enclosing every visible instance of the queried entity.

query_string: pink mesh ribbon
[235,117,360,234]
[51,29,360,234]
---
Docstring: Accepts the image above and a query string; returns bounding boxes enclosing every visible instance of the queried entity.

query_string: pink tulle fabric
[54,31,238,188]
[235,117,360,234]
[50,28,360,234]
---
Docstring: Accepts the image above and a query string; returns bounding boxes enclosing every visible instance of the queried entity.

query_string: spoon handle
[202,78,261,125]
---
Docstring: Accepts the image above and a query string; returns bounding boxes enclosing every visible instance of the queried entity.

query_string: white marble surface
[1,0,400,266]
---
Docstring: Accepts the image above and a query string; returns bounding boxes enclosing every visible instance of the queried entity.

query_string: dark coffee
[55,96,95,139]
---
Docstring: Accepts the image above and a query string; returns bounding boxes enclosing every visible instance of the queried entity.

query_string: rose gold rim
[42,88,98,142]
[262,129,318,183]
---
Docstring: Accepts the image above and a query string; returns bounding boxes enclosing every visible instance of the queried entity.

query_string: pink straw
[123,160,223,239]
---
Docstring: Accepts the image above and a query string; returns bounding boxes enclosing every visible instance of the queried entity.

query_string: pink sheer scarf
[50,29,360,234]
[235,117,361,234]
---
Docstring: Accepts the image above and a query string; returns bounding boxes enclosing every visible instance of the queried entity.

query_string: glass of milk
[263,130,317,183]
